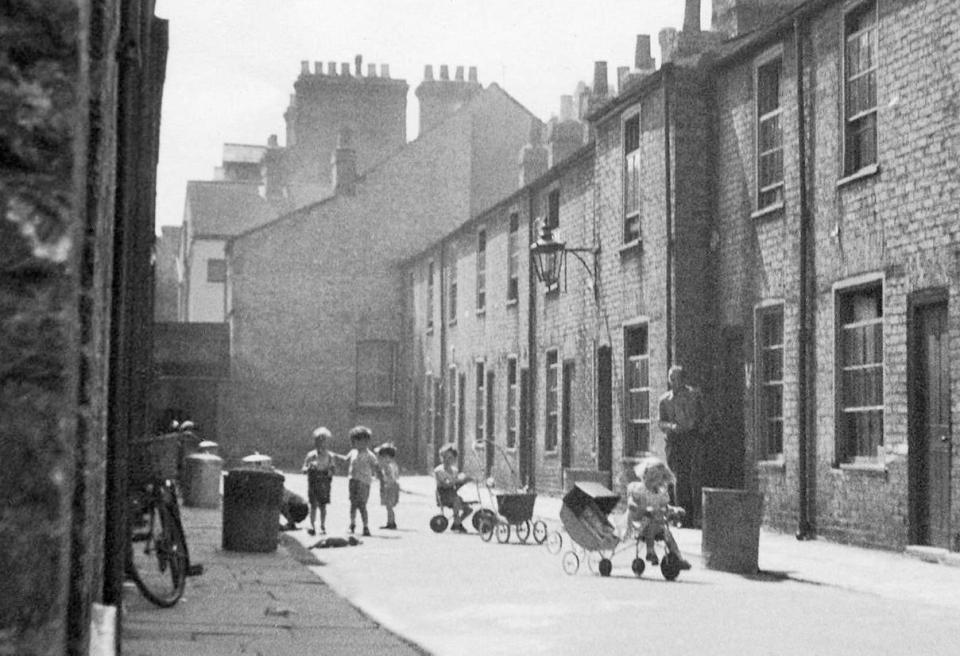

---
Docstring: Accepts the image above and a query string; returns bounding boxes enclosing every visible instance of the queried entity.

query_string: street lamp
[529,223,599,300]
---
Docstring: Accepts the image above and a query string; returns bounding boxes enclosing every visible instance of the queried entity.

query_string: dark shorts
[437,486,462,508]
[348,478,370,507]
[307,469,333,505]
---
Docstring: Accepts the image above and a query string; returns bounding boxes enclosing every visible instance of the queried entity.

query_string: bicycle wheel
[128,497,187,607]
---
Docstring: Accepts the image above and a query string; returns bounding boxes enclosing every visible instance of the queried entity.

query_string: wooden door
[561,361,575,469]
[597,346,613,477]
[457,373,466,470]
[486,371,496,476]
[519,368,532,488]
[917,302,952,548]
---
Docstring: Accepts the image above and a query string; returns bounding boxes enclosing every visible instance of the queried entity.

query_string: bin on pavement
[183,450,223,508]
[701,487,764,574]
[222,467,284,552]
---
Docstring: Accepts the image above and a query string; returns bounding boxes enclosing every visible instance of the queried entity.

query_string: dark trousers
[665,430,701,525]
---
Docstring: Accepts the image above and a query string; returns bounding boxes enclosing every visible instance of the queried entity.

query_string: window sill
[475,309,486,318]
[750,202,785,221]
[619,239,642,256]
[544,449,559,458]
[756,457,786,472]
[447,319,457,327]
[505,298,518,309]
[544,285,560,298]
[837,163,880,189]
[836,460,887,476]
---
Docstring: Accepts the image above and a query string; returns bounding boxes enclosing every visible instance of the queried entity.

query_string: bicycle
[125,428,193,607]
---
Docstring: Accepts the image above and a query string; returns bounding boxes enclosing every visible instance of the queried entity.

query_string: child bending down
[626,456,692,570]
[433,444,473,533]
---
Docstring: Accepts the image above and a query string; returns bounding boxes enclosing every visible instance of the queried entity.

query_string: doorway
[486,371,496,476]
[909,293,952,548]
[561,360,575,469]
[596,346,613,478]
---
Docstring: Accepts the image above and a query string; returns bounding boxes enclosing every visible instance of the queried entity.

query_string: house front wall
[186,238,227,322]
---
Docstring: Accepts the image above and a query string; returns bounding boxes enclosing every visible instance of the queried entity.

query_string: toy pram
[473,440,548,545]
[554,481,686,580]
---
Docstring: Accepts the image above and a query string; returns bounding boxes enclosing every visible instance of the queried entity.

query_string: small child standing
[375,442,400,530]
[343,426,379,537]
[301,426,336,536]
[626,456,692,570]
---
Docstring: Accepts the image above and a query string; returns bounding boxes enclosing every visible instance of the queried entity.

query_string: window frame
[426,260,435,334]
[448,365,458,443]
[834,275,885,465]
[506,356,519,449]
[842,0,879,177]
[622,109,642,244]
[545,348,559,453]
[754,302,785,459]
[754,47,784,211]
[355,340,397,408]
[447,248,458,325]
[476,228,487,313]
[475,360,486,446]
[506,211,520,305]
[623,322,651,457]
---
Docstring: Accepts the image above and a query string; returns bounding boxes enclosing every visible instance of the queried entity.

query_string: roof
[222,143,267,164]
[185,181,277,238]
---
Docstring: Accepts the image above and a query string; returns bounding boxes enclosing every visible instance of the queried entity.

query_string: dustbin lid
[241,453,273,467]
[198,440,219,451]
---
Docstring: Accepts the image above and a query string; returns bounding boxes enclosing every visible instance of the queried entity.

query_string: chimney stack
[635,34,655,70]
[519,120,549,187]
[300,60,310,75]
[455,65,464,81]
[267,134,278,148]
[439,64,450,80]
[617,66,630,93]
[593,61,608,98]
[468,66,478,82]
[355,54,363,76]
[314,61,322,74]
[327,61,337,75]
[367,63,377,77]
[424,64,434,81]
[560,95,574,122]
[380,64,390,78]
[332,127,357,195]
[683,0,701,32]
[340,62,351,76]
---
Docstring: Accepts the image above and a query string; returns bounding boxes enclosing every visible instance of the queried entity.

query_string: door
[486,371,496,476]
[596,346,613,477]
[561,361,575,469]
[519,368,532,488]
[917,301,952,547]
[457,373,466,470]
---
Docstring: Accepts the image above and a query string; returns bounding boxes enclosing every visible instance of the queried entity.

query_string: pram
[554,481,686,580]
[474,440,548,545]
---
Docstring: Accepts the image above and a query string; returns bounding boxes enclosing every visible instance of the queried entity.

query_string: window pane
[757,61,780,115]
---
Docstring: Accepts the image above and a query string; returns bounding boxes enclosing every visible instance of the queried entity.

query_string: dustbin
[222,468,284,552]
[701,488,763,574]
[183,451,223,508]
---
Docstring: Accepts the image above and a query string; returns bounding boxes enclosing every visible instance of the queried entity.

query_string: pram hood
[562,482,620,517]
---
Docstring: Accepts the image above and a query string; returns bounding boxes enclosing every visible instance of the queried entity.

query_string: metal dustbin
[183,449,223,508]
[701,488,764,575]
[222,467,284,552]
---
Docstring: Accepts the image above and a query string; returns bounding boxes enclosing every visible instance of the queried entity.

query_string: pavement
[122,474,960,655]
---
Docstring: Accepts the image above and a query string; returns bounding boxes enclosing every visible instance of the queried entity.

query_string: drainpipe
[795,16,814,540]
[439,241,447,453]
[526,191,538,490]
[663,64,674,369]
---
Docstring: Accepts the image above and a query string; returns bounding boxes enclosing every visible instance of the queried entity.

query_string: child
[301,426,336,536]
[342,426,379,537]
[375,442,400,529]
[433,444,472,533]
[626,456,691,570]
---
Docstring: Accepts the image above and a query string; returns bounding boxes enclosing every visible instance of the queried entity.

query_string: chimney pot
[327,61,337,75]
[300,60,310,75]
[683,0,701,32]
[593,61,608,98]
[341,62,351,76]
[314,61,323,74]
[468,66,478,82]
[368,63,377,77]
[355,54,363,76]
[455,65,464,81]
[380,64,390,78]
[424,64,434,81]
[440,65,449,80]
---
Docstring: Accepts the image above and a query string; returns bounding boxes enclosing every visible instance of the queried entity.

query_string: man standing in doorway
[658,365,704,527]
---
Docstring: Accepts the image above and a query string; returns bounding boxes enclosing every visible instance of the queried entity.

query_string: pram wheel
[480,519,495,542]
[532,520,548,544]
[495,522,511,543]
[516,520,531,543]
[586,551,601,574]
[598,558,613,577]
[545,530,563,554]
[660,553,681,580]
[561,551,580,575]
[430,515,449,533]
[631,557,646,577]
[473,508,497,532]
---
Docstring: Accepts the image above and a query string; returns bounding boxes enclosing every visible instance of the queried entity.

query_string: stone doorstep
[904,544,960,567]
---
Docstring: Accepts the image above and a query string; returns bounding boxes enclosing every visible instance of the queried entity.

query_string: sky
[153,0,714,230]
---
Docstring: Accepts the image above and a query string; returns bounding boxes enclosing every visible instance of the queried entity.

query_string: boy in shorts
[301,426,336,536]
